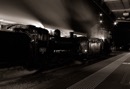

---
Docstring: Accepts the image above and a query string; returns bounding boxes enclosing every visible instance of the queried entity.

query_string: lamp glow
[114,21,117,25]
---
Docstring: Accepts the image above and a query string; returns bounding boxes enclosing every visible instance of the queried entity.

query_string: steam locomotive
[0,25,111,69]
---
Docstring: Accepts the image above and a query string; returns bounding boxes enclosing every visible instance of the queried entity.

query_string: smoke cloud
[0,0,110,39]
[0,0,44,27]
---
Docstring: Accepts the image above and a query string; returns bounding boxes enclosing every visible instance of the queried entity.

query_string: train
[0,25,111,70]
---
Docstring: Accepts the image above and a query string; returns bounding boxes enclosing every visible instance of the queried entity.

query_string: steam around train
[0,25,111,69]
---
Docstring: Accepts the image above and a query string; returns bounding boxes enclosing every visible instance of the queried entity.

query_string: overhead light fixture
[117,17,121,20]
[99,20,103,23]
[104,0,119,2]
[123,11,129,17]
[117,20,130,22]
[121,17,125,20]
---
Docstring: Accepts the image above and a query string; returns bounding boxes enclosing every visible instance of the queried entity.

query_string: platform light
[114,21,117,25]
[84,50,88,53]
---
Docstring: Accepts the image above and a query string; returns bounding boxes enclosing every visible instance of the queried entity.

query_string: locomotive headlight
[31,39,35,42]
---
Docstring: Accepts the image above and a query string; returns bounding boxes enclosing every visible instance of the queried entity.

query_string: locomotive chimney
[70,32,74,38]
